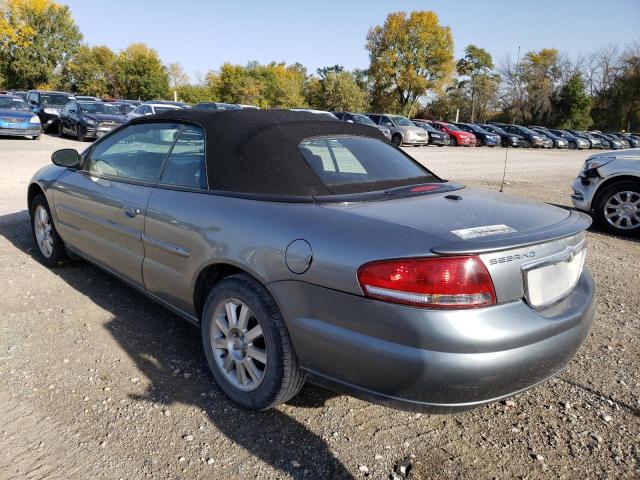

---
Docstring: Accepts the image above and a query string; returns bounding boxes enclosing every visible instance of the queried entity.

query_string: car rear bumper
[269,269,595,412]
[429,137,449,146]
[0,126,41,137]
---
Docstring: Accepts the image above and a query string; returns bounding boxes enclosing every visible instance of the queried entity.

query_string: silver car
[367,113,429,147]
[28,109,595,412]
[572,148,640,235]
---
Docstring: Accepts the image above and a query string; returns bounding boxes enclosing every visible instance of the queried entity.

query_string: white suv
[572,149,640,235]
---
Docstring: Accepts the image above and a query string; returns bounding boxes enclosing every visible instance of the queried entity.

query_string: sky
[61,0,639,81]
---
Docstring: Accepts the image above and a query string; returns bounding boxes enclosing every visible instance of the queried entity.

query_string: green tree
[114,43,169,100]
[0,0,82,89]
[553,73,592,129]
[592,54,640,131]
[308,71,368,112]
[456,45,500,122]
[521,48,563,124]
[366,11,454,115]
[60,45,116,97]
[176,84,213,104]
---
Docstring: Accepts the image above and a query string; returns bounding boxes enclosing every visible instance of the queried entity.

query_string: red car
[432,121,476,147]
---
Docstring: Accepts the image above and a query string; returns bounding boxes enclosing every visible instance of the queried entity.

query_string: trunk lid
[320,186,591,254]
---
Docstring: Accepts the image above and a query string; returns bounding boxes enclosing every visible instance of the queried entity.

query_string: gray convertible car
[28,110,595,412]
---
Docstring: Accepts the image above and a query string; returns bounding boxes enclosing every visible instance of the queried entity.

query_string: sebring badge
[488,252,536,265]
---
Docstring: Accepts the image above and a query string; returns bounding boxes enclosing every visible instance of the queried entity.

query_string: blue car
[0,94,42,140]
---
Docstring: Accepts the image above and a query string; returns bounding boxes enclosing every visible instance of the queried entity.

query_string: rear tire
[58,122,64,138]
[450,137,458,147]
[201,274,304,410]
[391,134,402,147]
[476,138,484,147]
[593,181,640,236]
[30,194,69,267]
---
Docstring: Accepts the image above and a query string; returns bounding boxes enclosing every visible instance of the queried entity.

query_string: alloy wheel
[210,298,267,391]
[604,191,640,230]
[33,205,54,258]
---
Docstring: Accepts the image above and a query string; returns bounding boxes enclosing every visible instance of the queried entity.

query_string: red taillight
[357,256,496,309]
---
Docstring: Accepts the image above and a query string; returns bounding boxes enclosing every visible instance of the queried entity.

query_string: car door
[142,124,208,315]
[53,121,183,286]
[67,101,80,132]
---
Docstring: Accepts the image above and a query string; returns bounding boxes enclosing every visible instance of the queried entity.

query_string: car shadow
[0,215,353,479]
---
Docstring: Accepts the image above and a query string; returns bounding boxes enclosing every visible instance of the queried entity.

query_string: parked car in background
[620,133,640,148]
[572,148,640,235]
[110,101,137,116]
[566,130,603,149]
[530,127,569,149]
[430,121,475,147]
[411,119,449,146]
[545,129,590,149]
[8,90,28,101]
[28,109,595,412]
[333,111,391,140]
[127,102,182,119]
[451,122,500,147]
[367,114,428,146]
[0,94,41,140]
[237,104,260,109]
[193,102,242,111]
[149,100,191,109]
[75,95,101,102]
[589,132,625,150]
[58,100,127,141]
[26,90,75,132]
[606,132,638,148]
[491,124,546,148]
[478,124,524,148]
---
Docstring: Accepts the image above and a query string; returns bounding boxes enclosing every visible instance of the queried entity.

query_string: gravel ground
[1,134,639,479]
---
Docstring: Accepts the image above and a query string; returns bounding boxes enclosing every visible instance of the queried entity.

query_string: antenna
[500,46,521,193]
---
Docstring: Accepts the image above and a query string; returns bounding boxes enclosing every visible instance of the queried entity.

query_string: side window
[86,123,182,183]
[380,116,393,126]
[368,115,379,124]
[159,125,206,189]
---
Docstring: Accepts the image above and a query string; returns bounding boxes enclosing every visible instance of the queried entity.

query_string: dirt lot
[1,134,639,480]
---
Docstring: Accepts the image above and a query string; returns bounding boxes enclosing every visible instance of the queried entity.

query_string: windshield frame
[388,115,415,127]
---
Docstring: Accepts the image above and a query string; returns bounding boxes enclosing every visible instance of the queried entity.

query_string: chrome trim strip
[142,234,190,257]
[56,204,142,240]
[521,240,586,308]
[521,240,586,272]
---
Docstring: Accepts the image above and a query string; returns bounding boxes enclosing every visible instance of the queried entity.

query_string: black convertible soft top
[129,109,386,197]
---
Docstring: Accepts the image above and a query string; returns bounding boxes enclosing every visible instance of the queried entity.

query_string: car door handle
[123,206,141,218]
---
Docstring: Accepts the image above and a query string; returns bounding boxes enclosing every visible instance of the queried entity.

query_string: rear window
[298,136,440,194]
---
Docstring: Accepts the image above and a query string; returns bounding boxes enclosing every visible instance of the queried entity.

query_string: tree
[305,70,369,112]
[366,11,454,115]
[521,48,563,125]
[592,53,640,131]
[167,62,190,89]
[0,0,82,88]
[60,45,116,96]
[456,45,499,122]
[553,73,592,129]
[114,43,169,100]
[176,84,213,104]
[316,64,343,79]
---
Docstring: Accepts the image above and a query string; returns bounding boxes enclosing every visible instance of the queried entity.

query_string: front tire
[569,141,577,150]
[76,126,84,142]
[450,137,458,147]
[201,274,304,410]
[30,194,69,267]
[391,134,402,147]
[593,181,640,236]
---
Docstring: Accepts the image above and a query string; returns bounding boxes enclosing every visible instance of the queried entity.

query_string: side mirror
[51,149,81,168]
